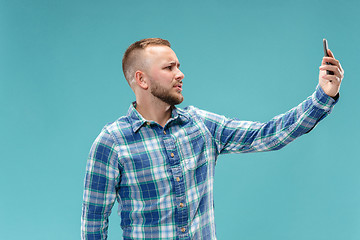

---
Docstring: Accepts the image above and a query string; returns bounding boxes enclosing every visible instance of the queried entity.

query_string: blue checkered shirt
[81,85,337,239]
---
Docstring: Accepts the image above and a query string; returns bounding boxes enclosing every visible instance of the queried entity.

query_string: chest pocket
[176,125,210,171]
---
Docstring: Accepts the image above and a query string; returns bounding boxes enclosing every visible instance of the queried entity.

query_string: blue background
[1,0,359,239]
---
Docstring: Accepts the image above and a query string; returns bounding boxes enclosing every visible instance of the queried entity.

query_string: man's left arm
[197,50,344,154]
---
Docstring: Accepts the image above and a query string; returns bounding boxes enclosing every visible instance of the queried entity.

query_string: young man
[81,38,344,239]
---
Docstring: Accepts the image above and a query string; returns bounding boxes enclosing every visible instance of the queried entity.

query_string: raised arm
[194,85,337,155]
[193,52,344,155]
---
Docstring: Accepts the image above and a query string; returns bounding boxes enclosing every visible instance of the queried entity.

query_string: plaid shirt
[81,85,337,240]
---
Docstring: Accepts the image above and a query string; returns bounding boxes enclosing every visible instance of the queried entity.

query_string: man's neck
[135,98,172,128]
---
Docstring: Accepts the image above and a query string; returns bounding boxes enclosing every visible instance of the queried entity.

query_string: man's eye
[166,66,172,70]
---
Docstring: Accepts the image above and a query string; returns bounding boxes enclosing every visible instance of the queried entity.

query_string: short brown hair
[122,38,171,87]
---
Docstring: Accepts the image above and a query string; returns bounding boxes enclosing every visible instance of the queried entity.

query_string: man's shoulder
[178,105,208,116]
[104,115,131,132]
[96,115,133,142]
[179,105,224,121]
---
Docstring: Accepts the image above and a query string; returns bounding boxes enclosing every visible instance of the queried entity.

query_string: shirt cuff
[311,85,339,113]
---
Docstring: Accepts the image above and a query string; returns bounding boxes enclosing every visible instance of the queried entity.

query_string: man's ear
[135,70,149,90]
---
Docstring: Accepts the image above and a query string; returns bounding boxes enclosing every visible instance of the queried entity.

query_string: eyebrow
[169,61,180,68]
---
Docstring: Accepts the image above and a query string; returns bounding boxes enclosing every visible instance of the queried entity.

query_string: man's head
[122,38,171,87]
[122,38,185,106]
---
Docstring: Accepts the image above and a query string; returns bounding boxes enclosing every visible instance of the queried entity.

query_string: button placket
[162,128,188,234]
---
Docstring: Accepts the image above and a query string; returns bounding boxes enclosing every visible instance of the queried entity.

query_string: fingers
[319,64,342,78]
[321,49,344,78]
[321,73,341,83]
[323,49,344,73]
[322,57,339,66]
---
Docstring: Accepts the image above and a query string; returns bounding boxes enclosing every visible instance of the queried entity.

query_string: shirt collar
[127,102,190,133]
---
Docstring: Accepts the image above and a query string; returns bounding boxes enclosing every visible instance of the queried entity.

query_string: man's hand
[319,49,344,97]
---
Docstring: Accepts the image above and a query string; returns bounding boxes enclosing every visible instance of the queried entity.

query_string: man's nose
[175,69,184,81]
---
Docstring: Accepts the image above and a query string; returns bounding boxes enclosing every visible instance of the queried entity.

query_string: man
[81,38,344,239]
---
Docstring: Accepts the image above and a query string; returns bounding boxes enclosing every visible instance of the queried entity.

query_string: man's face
[143,45,185,106]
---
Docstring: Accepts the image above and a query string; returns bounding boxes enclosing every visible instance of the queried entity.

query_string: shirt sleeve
[81,127,121,239]
[194,85,338,154]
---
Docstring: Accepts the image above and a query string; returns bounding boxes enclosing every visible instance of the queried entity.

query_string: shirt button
[181,227,186,232]
[179,202,184,207]
[146,122,150,126]
[171,153,174,157]
[176,177,180,182]
[163,130,166,135]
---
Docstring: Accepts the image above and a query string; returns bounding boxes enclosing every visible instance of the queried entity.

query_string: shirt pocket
[178,127,209,171]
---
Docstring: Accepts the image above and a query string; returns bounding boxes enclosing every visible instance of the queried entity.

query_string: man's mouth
[174,84,183,92]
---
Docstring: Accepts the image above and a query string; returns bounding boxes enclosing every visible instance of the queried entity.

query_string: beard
[150,80,184,106]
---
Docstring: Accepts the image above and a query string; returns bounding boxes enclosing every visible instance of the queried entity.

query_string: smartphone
[323,38,334,75]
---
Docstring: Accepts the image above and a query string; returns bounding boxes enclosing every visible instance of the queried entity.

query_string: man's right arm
[81,128,121,240]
